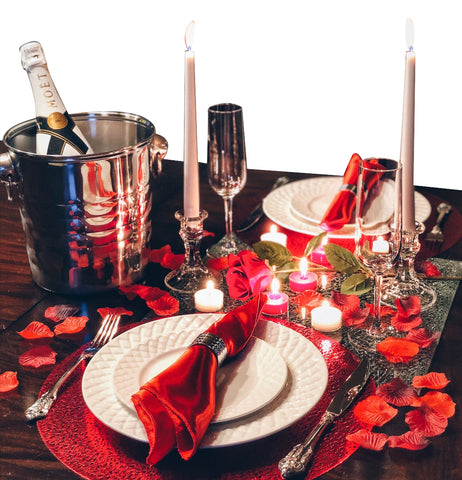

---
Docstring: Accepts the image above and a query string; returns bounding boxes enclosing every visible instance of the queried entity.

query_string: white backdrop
[1,0,461,189]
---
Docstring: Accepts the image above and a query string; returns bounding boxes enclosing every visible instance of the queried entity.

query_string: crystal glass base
[383,221,437,312]
[164,209,219,294]
[347,321,395,353]
[206,232,251,259]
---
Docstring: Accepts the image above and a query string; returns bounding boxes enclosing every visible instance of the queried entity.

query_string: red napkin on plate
[131,294,267,465]
[319,153,362,231]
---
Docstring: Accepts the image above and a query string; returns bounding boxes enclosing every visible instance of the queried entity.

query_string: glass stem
[223,196,234,237]
[370,273,384,336]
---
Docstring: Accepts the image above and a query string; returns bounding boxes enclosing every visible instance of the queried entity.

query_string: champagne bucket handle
[151,133,168,176]
[0,150,18,201]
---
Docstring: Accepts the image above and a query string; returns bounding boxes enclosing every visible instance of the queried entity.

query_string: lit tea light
[262,278,289,316]
[311,300,342,332]
[372,236,390,254]
[194,280,224,312]
[260,224,287,247]
[289,257,317,292]
[310,236,331,267]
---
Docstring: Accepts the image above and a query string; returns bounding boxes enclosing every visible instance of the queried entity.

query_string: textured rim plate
[82,314,328,448]
[112,334,288,424]
[263,176,432,238]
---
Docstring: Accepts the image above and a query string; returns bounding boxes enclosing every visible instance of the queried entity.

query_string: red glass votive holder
[262,291,289,316]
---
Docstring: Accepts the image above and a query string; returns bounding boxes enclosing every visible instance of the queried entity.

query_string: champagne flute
[207,103,250,258]
[347,158,402,352]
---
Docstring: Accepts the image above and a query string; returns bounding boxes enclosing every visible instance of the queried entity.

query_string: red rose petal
[342,305,371,327]
[406,329,441,348]
[206,256,229,271]
[19,346,57,368]
[346,429,388,451]
[376,377,420,407]
[405,406,448,437]
[376,337,420,363]
[391,313,422,332]
[54,316,89,335]
[160,252,185,270]
[97,307,134,318]
[18,321,54,340]
[203,230,215,238]
[415,260,441,277]
[0,371,19,393]
[147,294,180,317]
[419,391,456,418]
[331,290,360,310]
[44,304,79,322]
[119,285,166,301]
[292,290,324,312]
[412,372,450,390]
[395,296,421,317]
[388,431,431,450]
[365,303,396,317]
[150,244,173,263]
[353,395,398,427]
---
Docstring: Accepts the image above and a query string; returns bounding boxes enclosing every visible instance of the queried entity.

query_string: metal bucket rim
[2,111,156,163]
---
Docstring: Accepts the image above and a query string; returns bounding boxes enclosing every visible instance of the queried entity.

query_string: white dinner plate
[112,334,288,424]
[82,314,328,448]
[263,176,432,238]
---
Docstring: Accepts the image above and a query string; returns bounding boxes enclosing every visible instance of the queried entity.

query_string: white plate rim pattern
[112,334,288,424]
[262,176,432,238]
[82,314,328,448]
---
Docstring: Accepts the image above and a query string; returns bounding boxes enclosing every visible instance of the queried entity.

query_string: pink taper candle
[401,18,416,232]
[183,21,200,218]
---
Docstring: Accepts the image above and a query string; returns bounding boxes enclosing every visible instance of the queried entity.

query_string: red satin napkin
[319,153,362,231]
[131,294,267,465]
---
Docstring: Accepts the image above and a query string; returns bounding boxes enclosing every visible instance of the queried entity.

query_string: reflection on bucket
[1,112,168,294]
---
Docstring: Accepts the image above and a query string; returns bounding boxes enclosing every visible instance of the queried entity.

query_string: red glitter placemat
[37,319,375,480]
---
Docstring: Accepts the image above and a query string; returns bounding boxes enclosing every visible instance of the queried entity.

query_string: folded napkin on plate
[131,293,267,465]
[319,153,362,231]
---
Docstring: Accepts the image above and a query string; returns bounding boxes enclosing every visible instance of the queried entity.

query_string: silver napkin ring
[191,332,228,367]
[340,183,357,193]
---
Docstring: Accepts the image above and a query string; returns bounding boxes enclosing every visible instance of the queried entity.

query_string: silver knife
[278,358,370,479]
[236,176,290,232]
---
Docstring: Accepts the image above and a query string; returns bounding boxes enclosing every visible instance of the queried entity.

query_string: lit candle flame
[299,257,308,277]
[406,18,414,51]
[321,235,328,247]
[270,224,277,233]
[206,280,214,290]
[321,274,328,289]
[301,306,307,320]
[271,277,280,295]
[185,21,195,51]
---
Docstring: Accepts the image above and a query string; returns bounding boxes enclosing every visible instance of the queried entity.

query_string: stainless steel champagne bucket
[0,112,168,294]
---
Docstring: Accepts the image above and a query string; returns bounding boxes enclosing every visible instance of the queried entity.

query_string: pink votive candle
[289,257,317,292]
[262,278,288,316]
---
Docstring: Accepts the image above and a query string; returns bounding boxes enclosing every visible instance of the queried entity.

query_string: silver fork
[425,202,452,244]
[25,313,121,421]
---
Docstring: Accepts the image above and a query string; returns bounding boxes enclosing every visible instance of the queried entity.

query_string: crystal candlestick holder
[164,210,218,294]
[383,221,437,311]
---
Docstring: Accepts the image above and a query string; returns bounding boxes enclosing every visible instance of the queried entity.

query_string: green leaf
[276,261,298,282]
[341,273,372,295]
[253,241,293,268]
[324,243,364,274]
[303,232,327,257]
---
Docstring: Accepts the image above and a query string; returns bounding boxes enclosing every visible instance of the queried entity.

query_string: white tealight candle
[260,224,287,247]
[311,300,342,332]
[194,281,224,312]
[372,236,390,254]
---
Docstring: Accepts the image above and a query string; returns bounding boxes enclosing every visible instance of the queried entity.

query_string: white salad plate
[82,314,328,448]
[263,176,432,238]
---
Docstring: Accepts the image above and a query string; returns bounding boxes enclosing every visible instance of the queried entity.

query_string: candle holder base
[383,221,437,311]
[164,210,219,294]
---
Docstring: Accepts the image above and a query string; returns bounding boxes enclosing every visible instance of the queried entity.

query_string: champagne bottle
[20,41,94,155]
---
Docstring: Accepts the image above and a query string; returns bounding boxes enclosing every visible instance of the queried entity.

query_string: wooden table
[0,154,461,480]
